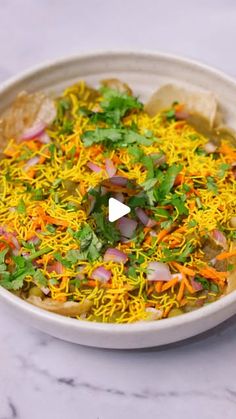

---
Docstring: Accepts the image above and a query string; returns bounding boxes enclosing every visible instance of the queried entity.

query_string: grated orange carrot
[171,261,195,276]
[174,172,185,186]
[183,277,195,294]
[162,277,179,291]
[157,229,169,243]
[216,249,236,260]
[177,278,185,302]
[199,267,228,281]
[163,303,174,317]
[155,281,163,293]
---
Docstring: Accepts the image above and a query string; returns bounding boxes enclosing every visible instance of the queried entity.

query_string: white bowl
[0,51,236,349]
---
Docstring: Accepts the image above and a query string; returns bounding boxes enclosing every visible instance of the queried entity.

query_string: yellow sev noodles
[0,80,235,323]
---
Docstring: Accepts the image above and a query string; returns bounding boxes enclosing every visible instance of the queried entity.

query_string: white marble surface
[1,1,236,418]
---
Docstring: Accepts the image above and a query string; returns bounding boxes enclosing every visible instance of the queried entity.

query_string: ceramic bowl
[0,51,236,349]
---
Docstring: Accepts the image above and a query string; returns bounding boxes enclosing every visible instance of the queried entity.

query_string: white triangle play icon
[108,198,131,222]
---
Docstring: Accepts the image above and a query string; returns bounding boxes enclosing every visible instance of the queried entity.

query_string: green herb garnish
[206,176,218,194]
[17,198,26,214]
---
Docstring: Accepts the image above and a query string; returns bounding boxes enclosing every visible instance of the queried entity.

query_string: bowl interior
[0,51,236,348]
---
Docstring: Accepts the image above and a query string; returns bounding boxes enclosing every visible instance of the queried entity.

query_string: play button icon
[108,198,130,222]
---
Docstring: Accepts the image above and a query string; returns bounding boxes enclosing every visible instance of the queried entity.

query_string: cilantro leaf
[98,87,143,125]
[160,220,173,229]
[210,282,219,293]
[60,119,74,135]
[171,196,189,216]
[157,164,182,200]
[46,224,57,234]
[0,247,52,290]
[188,219,198,228]
[153,208,170,220]
[54,252,72,268]
[70,224,103,262]
[0,248,8,264]
[33,269,47,287]
[206,176,218,194]
[194,276,210,290]
[218,163,230,179]
[1,277,24,290]
[125,130,154,146]
[128,195,147,208]
[57,97,71,120]
[82,128,154,148]
[31,188,44,201]
[93,213,120,245]
[160,242,194,263]
[128,145,144,162]
[165,109,176,121]
[141,178,158,191]
[82,128,123,146]
[127,266,138,279]
[141,155,154,179]
[17,198,26,214]
[66,250,82,264]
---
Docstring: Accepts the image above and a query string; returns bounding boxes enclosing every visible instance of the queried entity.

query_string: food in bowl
[0,78,235,323]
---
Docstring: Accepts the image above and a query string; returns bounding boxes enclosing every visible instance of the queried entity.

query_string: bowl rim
[0,49,236,333]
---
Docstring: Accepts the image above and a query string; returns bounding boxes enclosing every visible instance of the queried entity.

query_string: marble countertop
[1,1,236,418]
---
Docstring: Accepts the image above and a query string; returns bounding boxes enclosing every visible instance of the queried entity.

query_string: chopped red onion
[117,217,137,239]
[203,142,217,154]
[175,110,189,120]
[135,208,149,225]
[191,278,203,291]
[22,252,30,258]
[11,235,20,250]
[211,229,227,249]
[20,121,46,141]
[38,132,50,144]
[145,307,163,320]
[146,219,157,228]
[120,236,131,243]
[110,176,128,186]
[103,248,128,263]
[47,262,63,274]
[135,208,156,227]
[146,261,171,281]
[76,273,85,280]
[114,192,124,203]
[101,186,108,196]
[28,235,40,245]
[210,258,216,266]
[88,195,96,214]
[0,226,6,235]
[75,267,85,281]
[24,156,40,171]
[87,162,102,173]
[105,158,117,177]
[171,273,183,281]
[91,266,111,283]
[150,230,158,237]
[150,153,166,167]
[0,228,20,250]
[41,286,50,295]
[12,249,19,256]
[0,227,20,253]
